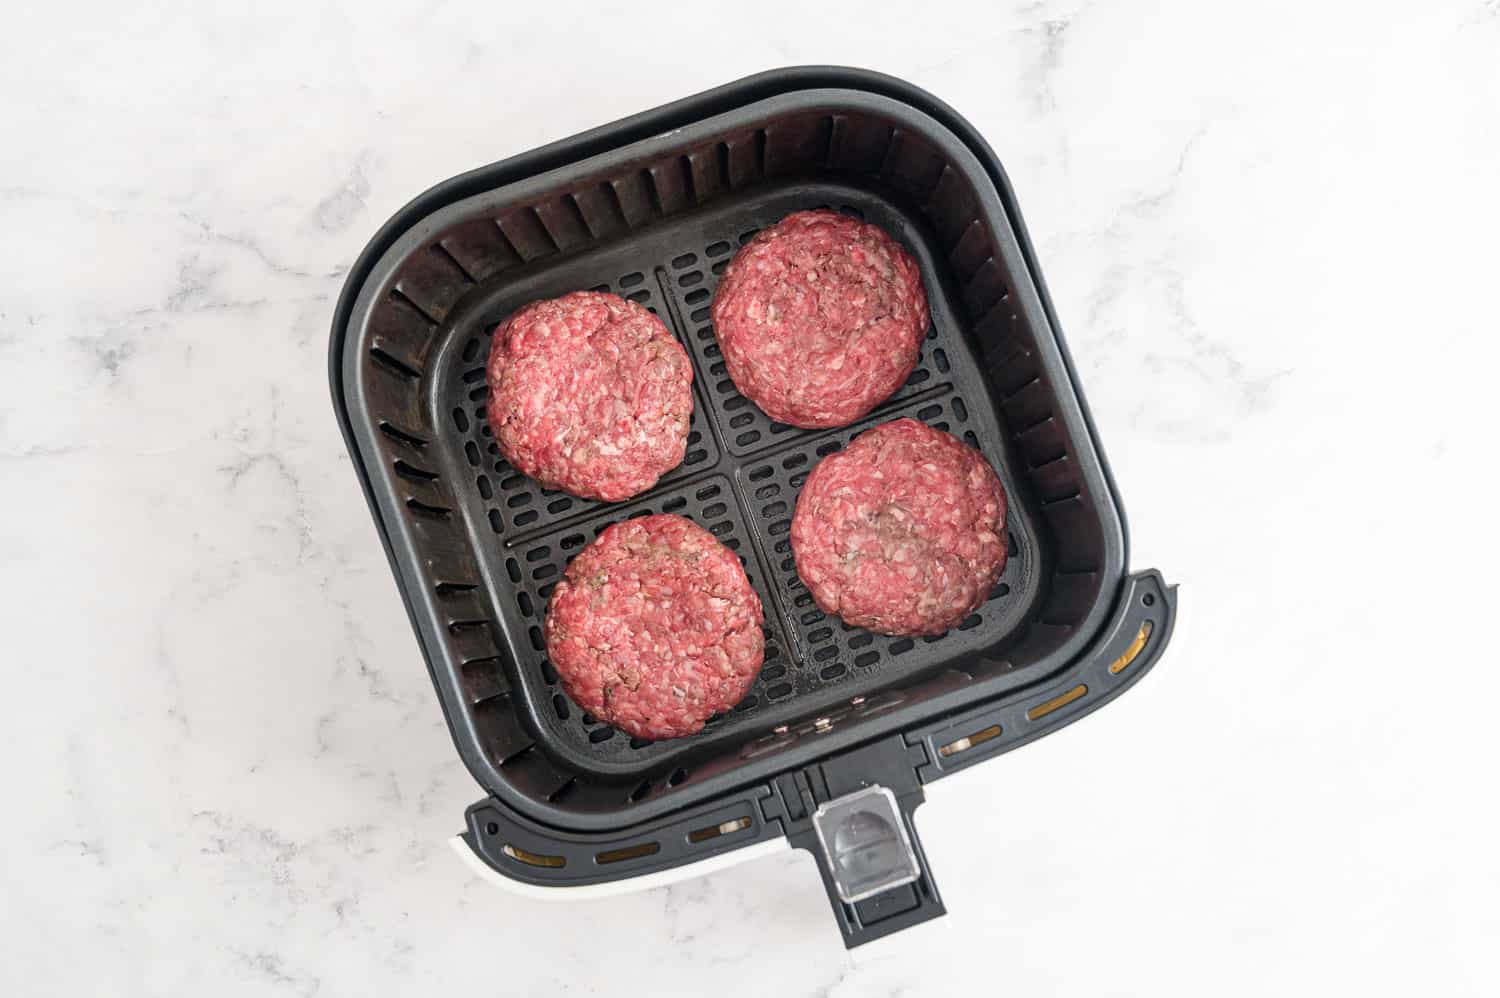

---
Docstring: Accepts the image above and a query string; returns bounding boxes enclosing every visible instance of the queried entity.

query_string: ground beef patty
[711,210,929,429]
[545,514,765,740]
[791,419,1008,637]
[486,291,693,502]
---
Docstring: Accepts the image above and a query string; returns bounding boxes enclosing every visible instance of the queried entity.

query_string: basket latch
[811,785,922,903]
[768,735,945,948]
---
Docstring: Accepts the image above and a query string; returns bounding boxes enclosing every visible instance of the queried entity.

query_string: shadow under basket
[330,67,1177,949]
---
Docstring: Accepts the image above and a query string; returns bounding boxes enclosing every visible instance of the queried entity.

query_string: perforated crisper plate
[424,181,1042,778]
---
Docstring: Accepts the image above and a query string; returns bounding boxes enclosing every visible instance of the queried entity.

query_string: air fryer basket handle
[765,737,946,948]
[452,571,1175,949]
[796,796,946,948]
[774,569,1177,948]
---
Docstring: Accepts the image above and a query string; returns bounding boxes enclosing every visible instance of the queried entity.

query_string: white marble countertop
[4,2,1498,994]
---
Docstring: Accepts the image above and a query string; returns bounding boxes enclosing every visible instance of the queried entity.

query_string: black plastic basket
[329,67,1177,948]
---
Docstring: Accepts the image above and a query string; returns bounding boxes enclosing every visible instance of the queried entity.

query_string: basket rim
[328,66,1131,833]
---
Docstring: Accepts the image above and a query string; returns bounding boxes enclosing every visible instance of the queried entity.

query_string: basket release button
[811,785,921,904]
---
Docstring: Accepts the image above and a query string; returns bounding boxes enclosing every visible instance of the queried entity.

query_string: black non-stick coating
[426,182,1042,778]
[335,77,1131,827]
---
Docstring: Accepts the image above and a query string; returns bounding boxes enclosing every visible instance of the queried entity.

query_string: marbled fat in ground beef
[710,210,928,429]
[791,419,1008,637]
[545,514,765,740]
[486,291,693,502]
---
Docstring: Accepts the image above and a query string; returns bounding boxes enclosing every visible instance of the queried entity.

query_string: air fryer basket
[330,68,1177,948]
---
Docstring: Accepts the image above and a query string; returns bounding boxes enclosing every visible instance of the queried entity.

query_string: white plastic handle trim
[449,834,789,901]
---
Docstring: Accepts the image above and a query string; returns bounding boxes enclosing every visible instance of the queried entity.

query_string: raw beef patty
[791,418,1007,637]
[486,291,693,501]
[545,514,765,740]
[711,210,928,429]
